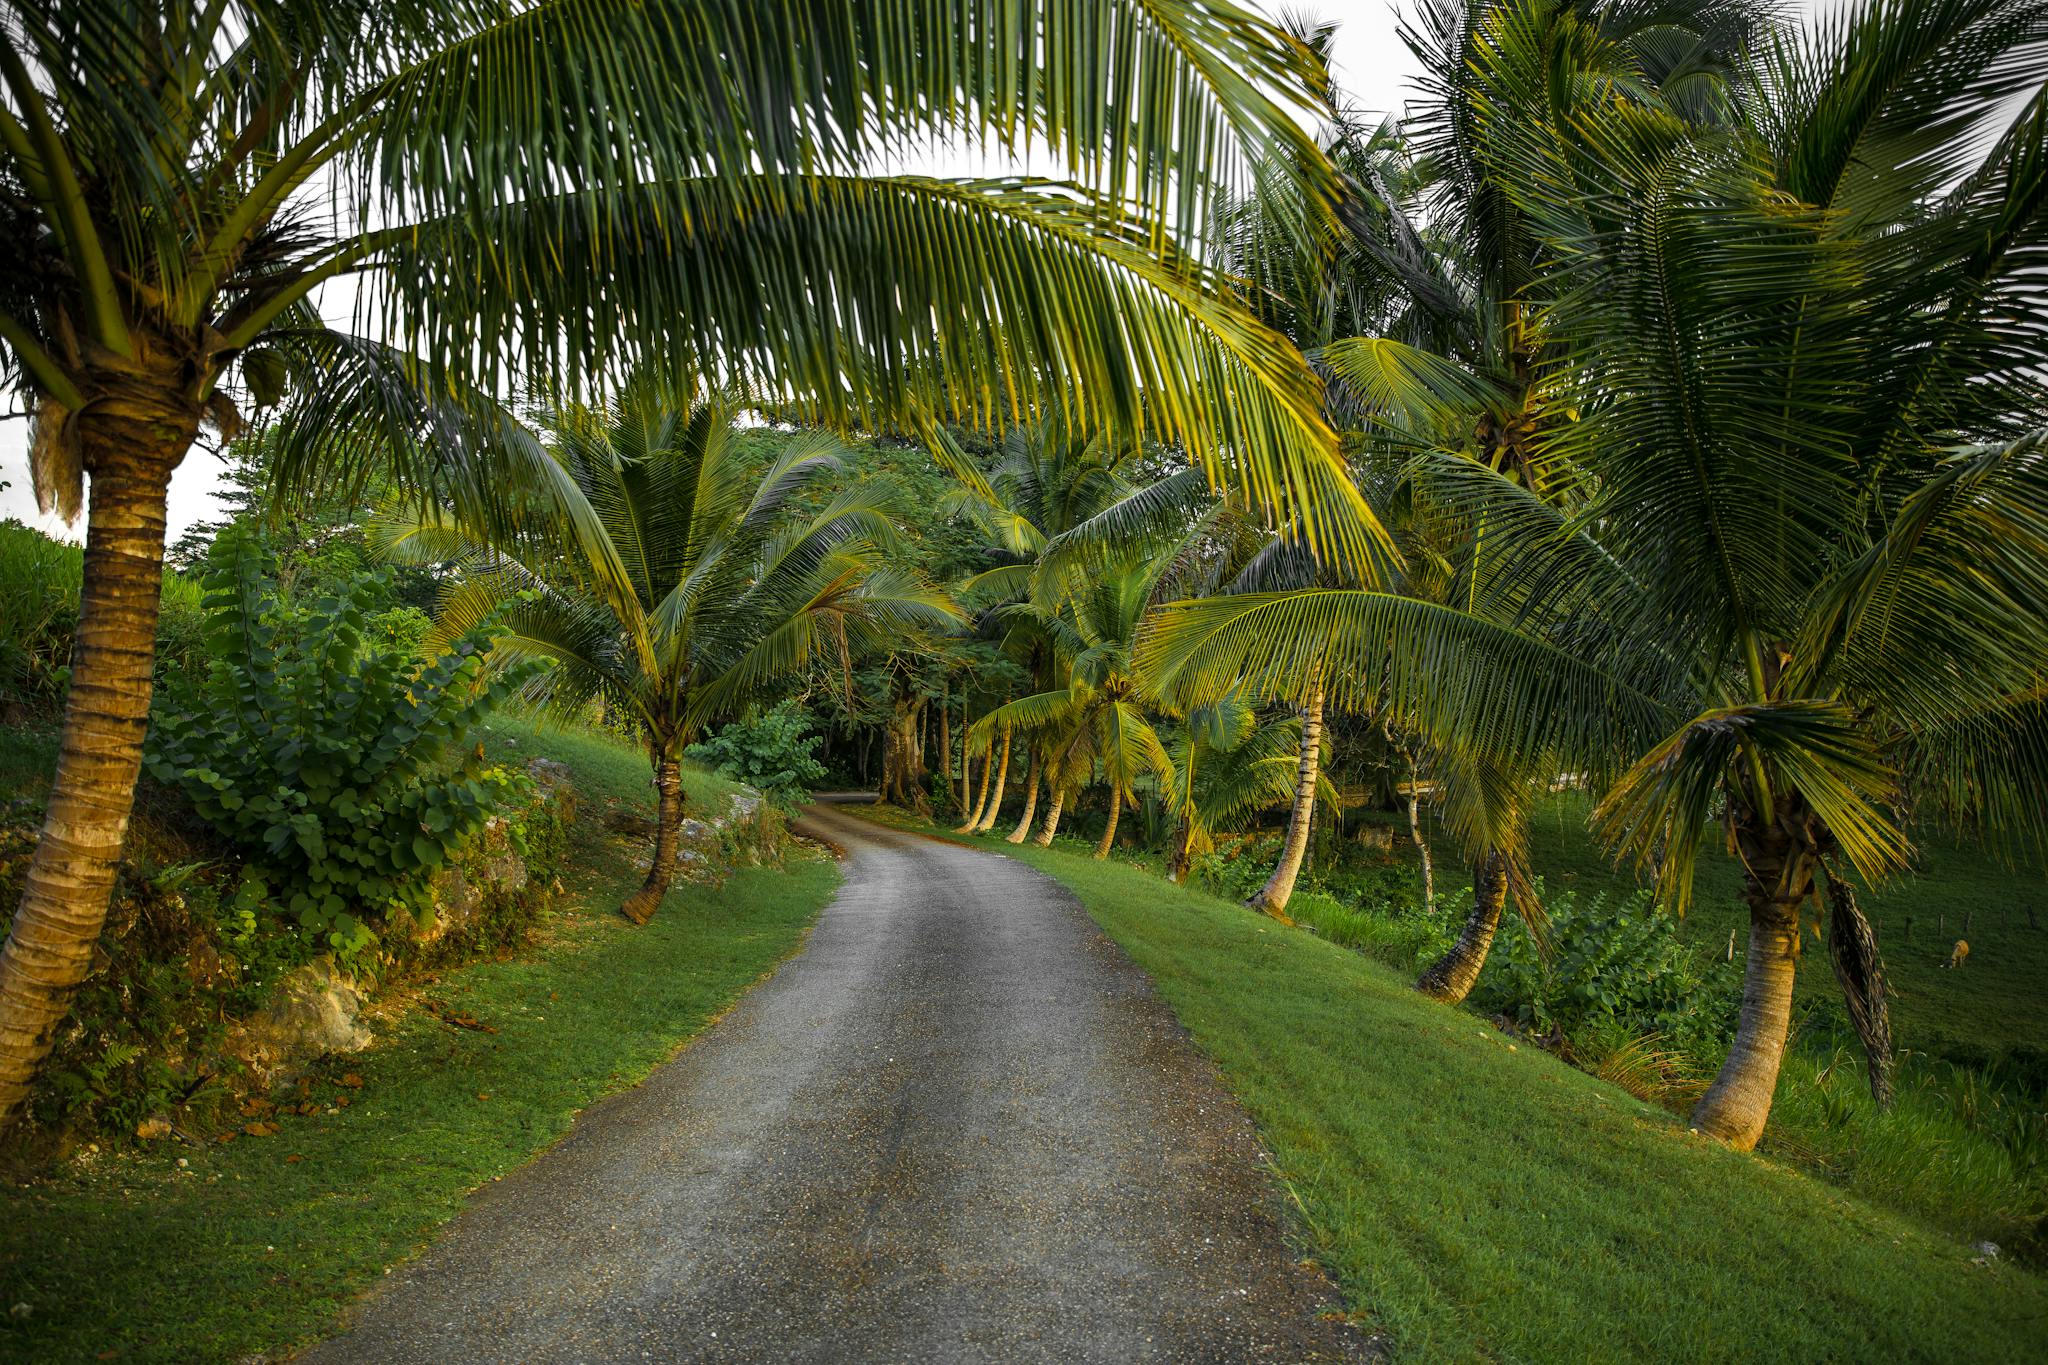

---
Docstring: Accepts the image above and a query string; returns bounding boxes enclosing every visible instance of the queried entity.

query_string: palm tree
[979,554,1181,858]
[0,0,1374,1122]
[1468,0,2048,1146]
[1161,694,1331,888]
[1209,0,1769,983]
[385,384,957,922]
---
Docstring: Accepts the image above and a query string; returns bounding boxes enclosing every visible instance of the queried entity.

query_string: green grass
[0,724,836,1363]
[1511,792,2048,1067]
[865,809,2048,1362]
[478,710,747,812]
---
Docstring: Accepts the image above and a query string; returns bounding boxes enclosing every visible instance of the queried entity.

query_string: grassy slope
[871,811,2046,1363]
[0,723,836,1363]
[1510,793,2048,1064]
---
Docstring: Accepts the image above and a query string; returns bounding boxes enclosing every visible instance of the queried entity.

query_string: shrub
[685,702,827,805]
[1189,832,1283,901]
[1472,884,1740,1057]
[145,528,531,957]
[0,518,204,710]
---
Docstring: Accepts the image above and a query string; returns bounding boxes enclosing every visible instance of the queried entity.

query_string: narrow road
[309,800,1366,1363]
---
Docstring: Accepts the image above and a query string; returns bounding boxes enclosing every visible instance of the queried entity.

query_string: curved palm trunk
[0,404,191,1127]
[620,757,684,924]
[956,737,992,831]
[1246,683,1323,920]
[1416,851,1508,1003]
[1033,785,1066,846]
[972,729,1012,833]
[1006,753,1040,843]
[1691,797,1814,1150]
[1093,792,1121,859]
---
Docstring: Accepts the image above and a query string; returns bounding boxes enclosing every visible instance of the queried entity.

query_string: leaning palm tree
[0,0,1377,1122]
[1468,0,2048,1147]
[385,385,958,923]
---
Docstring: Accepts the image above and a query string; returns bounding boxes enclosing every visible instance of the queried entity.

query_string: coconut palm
[1464,0,2048,1146]
[382,384,959,923]
[0,0,1377,1123]
[978,553,1184,858]
[1161,693,1333,888]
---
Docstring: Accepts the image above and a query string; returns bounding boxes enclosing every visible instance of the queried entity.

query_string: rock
[525,758,577,825]
[221,958,372,1087]
[605,804,657,839]
[1974,1240,2001,1259]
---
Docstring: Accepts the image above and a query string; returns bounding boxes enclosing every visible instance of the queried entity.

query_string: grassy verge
[860,808,2048,1362]
[0,727,837,1363]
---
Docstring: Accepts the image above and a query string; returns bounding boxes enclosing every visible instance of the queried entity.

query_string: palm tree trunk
[0,412,190,1127]
[1006,752,1040,843]
[1691,796,1813,1150]
[956,736,991,831]
[1416,851,1508,1003]
[1034,784,1065,846]
[1167,820,1192,882]
[972,728,1012,833]
[1407,759,1435,913]
[620,757,684,924]
[938,691,955,812]
[1094,792,1121,859]
[1246,683,1323,920]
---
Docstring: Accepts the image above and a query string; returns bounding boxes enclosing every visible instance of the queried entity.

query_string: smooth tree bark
[1094,791,1121,859]
[1245,682,1323,919]
[1006,752,1041,843]
[972,728,1012,833]
[1415,851,1508,1003]
[1034,784,1066,846]
[1690,790,1816,1150]
[620,755,686,924]
[0,373,198,1119]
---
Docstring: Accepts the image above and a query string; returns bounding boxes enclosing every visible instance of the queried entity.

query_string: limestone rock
[222,958,371,1086]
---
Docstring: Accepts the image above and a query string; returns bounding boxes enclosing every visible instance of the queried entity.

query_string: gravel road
[306,798,1368,1363]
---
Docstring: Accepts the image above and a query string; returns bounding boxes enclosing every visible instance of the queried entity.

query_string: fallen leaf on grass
[338,1073,364,1088]
[423,999,498,1034]
[285,1154,304,1164]
[243,1121,280,1138]
[476,1092,491,1102]
[135,1117,170,1141]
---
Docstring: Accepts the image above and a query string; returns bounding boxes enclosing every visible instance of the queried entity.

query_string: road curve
[308,799,1367,1363]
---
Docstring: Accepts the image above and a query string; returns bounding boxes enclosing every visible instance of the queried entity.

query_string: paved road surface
[308,799,1367,1363]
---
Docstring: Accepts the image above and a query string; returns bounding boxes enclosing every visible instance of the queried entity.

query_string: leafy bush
[685,702,827,805]
[1472,885,1739,1056]
[145,528,530,956]
[0,518,204,710]
[1189,833,1283,900]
